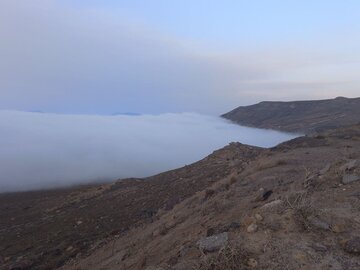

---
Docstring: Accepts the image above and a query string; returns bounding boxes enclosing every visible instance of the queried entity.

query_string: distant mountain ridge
[222,96,360,134]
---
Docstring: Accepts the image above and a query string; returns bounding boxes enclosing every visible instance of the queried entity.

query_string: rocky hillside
[222,96,360,134]
[58,124,360,270]
[2,100,360,270]
[0,143,262,270]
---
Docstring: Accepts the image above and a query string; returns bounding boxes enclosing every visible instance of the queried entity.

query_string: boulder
[255,188,273,202]
[342,174,360,184]
[247,223,258,233]
[197,232,228,252]
[340,160,358,171]
[307,216,331,231]
[261,199,282,210]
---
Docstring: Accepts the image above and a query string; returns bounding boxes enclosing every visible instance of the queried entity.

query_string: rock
[311,243,327,252]
[341,160,358,171]
[179,244,191,257]
[197,232,228,252]
[255,213,263,221]
[255,188,273,201]
[331,223,347,233]
[307,216,331,231]
[247,258,258,268]
[76,220,83,225]
[224,221,241,231]
[343,237,360,254]
[342,174,360,184]
[261,199,282,210]
[247,223,258,233]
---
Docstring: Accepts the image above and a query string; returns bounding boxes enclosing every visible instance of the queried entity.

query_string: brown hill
[60,124,360,270]
[222,96,360,134]
[2,124,358,270]
[2,100,360,270]
[0,143,261,269]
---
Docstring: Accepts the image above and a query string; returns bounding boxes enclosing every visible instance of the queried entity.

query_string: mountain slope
[61,124,360,270]
[0,144,262,270]
[222,97,360,134]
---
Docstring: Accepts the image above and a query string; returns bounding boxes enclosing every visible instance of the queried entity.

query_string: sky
[0,0,359,115]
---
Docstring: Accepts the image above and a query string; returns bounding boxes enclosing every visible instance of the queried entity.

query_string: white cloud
[0,111,296,192]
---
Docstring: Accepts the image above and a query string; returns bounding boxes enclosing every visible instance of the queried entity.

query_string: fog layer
[0,111,297,192]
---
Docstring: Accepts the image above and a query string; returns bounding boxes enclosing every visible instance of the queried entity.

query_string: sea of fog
[0,111,298,192]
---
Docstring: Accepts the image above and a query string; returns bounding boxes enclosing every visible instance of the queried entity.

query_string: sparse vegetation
[197,243,250,270]
[285,192,316,230]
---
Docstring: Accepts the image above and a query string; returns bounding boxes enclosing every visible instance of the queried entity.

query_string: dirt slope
[60,124,360,270]
[0,144,262,270]
[222,96,360,134]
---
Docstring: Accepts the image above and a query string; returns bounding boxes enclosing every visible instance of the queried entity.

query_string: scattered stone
[255,213,263,221]
[247,258,258,268]
[247,223,258,233]
[343,237,360,255]
[255,188,273,201]
[311,243,328,252]
[197,232,228,253]
[76,220,83,225]
[331,223,347,233]
[342,174,360,184]
[179,244,191,257]
[66,246,74,252]
[261,199,282,210]
[341,160,358,171]
[307,216,331,231]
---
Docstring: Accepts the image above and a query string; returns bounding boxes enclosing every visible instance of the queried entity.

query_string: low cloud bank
[0,111,297,192]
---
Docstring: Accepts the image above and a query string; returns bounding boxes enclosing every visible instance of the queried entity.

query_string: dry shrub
[254,159,287,171]
[285,192,315,230]
[197,243,250,270]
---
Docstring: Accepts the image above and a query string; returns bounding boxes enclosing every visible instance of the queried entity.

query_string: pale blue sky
[66,0,360,47]
[0,0,359,114]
